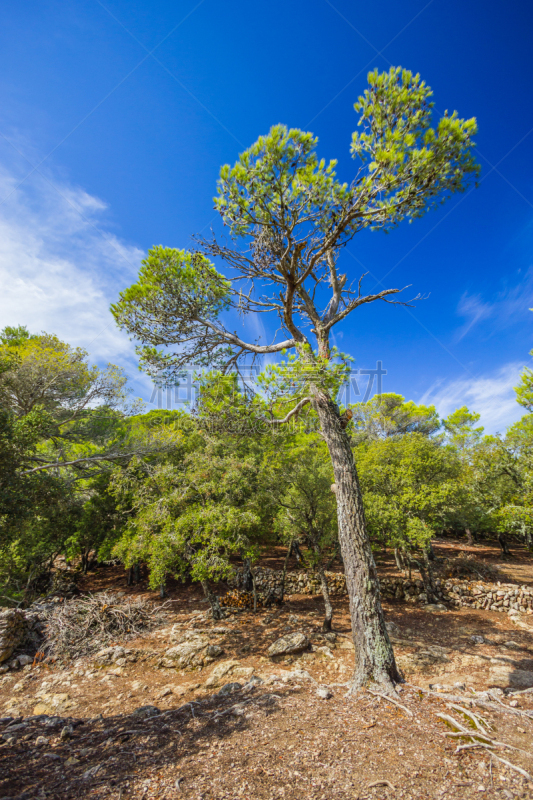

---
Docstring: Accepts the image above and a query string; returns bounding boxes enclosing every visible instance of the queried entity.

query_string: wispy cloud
[455,269,533,341]
[419,361,525,434]
[455,293,493,341]
[0,144,152,397]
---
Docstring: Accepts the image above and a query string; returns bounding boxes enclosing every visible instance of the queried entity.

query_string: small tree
[113,67,478,691]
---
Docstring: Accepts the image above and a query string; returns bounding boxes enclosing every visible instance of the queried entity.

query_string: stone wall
[0,609,27,664]
[230,567,533,616]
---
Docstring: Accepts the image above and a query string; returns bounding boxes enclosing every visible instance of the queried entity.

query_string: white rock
[316,686,333,699]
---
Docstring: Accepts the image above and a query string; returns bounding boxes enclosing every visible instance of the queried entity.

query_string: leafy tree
[351,393,440,441]
[355,433,462,594]
[112,67,479,691]
[443,406,484,455]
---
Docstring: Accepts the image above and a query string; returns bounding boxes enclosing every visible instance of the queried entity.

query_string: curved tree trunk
[313,391,401,692]
[465,528,475,547]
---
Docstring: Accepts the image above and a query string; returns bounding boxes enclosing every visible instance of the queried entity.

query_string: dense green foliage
[3,322,533,609]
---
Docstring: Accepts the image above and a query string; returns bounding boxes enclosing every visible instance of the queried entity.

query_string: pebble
[316,686,333,699]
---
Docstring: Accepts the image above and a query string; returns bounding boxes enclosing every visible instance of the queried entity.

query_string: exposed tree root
[368,688,414,717]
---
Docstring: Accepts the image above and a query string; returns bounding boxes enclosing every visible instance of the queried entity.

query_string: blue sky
[1,0,532,432]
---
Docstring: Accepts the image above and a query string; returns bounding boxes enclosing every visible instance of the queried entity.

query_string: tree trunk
[201,579,224,620]
[317,563,333,632]
[133,563,140,584]
[242,557,254,592]
[465,528,474,547]
[313,392,401,691]
[394,547,403,572]
[498,533,511,556]
[251,569,258,613]
[279,540,293,604]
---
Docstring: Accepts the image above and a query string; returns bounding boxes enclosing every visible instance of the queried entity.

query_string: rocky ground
[1,539,533,799]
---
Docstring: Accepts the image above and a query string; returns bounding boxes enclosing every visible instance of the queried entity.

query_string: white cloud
[0,148,154,398]
[419,361,526,434]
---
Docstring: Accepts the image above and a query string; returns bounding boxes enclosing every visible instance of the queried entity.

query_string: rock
[33,693,76,716]
[60,725,73,741]
[243,675,264,691]
[17,654,33,667]
[66,756,80,767]
[267,632,309,658]
[0,609,27,664]
[279,669,312,683]
[93,646,126,666]
[131,705,160,719]
[338,638,355,651]
[157,686,173,699]
[160,633,223,669]
[316,686,333,699]
[385,622,400,636]
[35,736,49,745]
[489,667,533,689]
[423,603,448,613]
[215,682,242,697]
[470,635,485,644]
[205,660,254,688]
[82,764,102,781]
[316,646,334,659]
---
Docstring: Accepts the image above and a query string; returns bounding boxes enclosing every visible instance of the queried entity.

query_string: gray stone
[470,635,485,644]
[215,682,242,697]
[267,632,309,658]
[316,686,333,699]
[160,633,223,669]
[423,603,448,613]
[60,725,73,741]
[131,705,160,719]
[243,675,264,691]
[93,646,126,666]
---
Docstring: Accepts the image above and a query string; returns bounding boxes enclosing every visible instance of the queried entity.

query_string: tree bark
[317,562,333,632]
[242,557,254,592]
[201,579,224,620]
[394,547,403,573]
[465,528,475,547]
[498,533,511,556]
[279,540,293,604]
[313,391,401,691]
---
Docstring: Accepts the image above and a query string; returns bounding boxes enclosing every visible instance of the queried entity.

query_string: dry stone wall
[230,567,533,616]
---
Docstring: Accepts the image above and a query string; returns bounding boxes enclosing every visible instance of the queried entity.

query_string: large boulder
[160,632,223,669]
[0,609,27,664]
[267,632,309,658]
